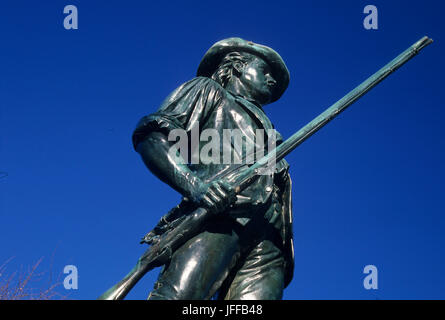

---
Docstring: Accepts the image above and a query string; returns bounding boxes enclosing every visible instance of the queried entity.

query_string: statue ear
[232,61,243,78]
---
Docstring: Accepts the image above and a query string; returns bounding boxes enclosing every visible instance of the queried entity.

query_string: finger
[207,188,224,212]
[219,181,237,204]
[201,195,216,210]
[219,181,234,193]
[213,185,232,210]
[212,183,229,201]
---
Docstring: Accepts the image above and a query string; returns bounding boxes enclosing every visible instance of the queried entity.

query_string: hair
[211,51,256,87]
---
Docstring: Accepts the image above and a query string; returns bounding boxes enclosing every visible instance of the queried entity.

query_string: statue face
[238,57,277,105]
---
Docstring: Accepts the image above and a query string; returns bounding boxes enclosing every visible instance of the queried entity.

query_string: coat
[132,77,294,287]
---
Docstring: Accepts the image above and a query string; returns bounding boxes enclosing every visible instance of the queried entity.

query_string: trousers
[147,211,286,300]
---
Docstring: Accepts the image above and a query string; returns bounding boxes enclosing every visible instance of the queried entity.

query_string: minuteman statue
[132,38,294,300]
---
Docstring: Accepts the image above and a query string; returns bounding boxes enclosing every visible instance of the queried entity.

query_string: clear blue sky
[1,0,444,300]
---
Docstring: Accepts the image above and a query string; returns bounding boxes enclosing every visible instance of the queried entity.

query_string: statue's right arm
[136,131,201,199]
[135,131,236,213]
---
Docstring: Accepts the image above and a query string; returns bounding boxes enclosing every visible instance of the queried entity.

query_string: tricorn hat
[197,37,290,102]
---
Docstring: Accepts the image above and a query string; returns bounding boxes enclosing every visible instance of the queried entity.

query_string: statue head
[197,37,290,106]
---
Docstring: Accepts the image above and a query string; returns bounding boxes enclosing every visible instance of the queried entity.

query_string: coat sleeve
[132,77,224,150]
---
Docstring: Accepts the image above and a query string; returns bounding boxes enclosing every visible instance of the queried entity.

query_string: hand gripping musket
[98,36,433,300]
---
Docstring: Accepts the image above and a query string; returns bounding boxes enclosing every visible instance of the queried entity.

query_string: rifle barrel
[235,36,433,190]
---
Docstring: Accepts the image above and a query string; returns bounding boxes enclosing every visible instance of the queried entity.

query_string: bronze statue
[135,38,294,300]
[99,36,432,300]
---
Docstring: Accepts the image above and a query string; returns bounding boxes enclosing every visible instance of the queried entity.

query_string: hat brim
[197,37,290,103]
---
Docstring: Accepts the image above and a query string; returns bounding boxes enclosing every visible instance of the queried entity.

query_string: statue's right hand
[189,179,237,214]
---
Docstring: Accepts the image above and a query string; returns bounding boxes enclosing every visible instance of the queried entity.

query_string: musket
[98,36,433,300]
